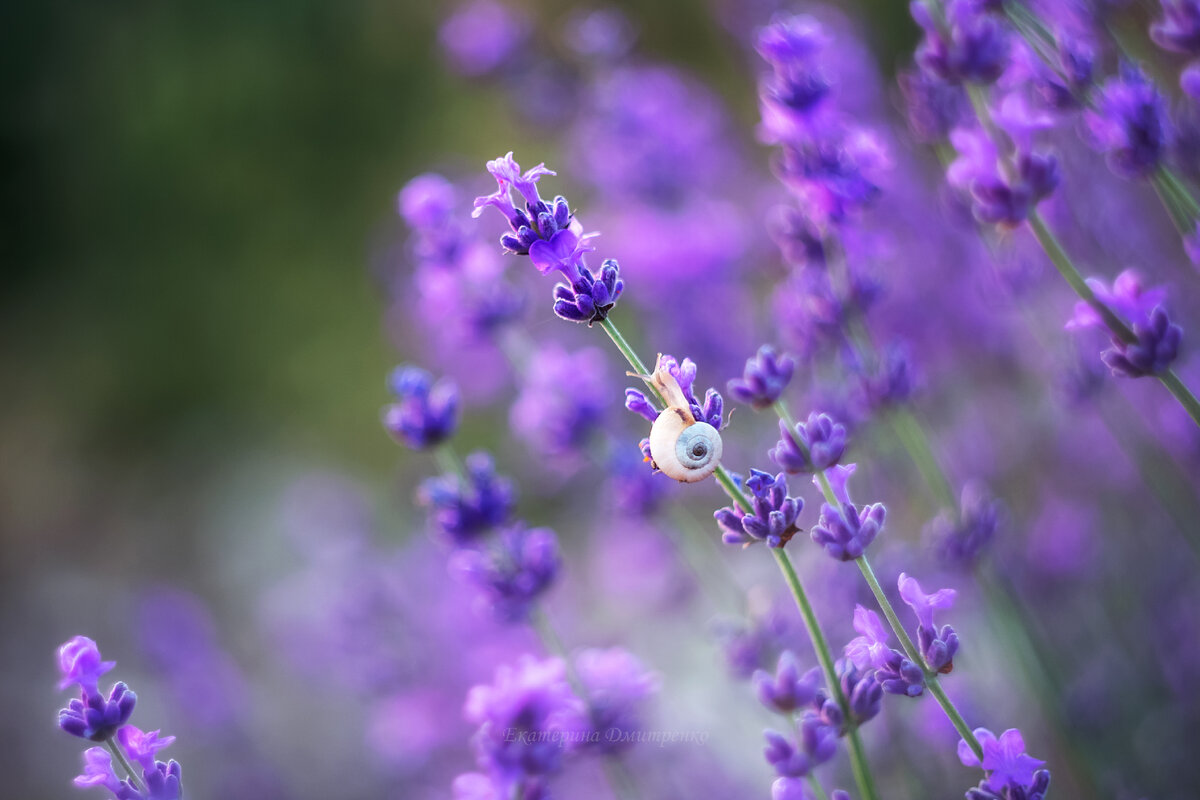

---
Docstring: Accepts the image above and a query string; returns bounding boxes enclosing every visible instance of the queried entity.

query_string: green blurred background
[0,0,914,576]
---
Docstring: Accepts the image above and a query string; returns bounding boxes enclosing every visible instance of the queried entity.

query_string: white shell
[648,407,723,483]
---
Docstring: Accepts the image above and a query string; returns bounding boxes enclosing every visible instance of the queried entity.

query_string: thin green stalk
[598,317,664,406]
[774,549,879,800]
[1026,212,1135,341]
[806,773,831,800]
[105,738,144,791]
[856,555,983,760]
[434,442,465,479]
[888,408,957,510]
[1159,369,1200,429]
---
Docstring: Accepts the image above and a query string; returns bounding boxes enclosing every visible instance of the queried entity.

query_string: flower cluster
[958,728,1051,800]
[382,365,460,449]
[714,469,803,548]
[474,152,625,325]
[755,649,881,793]
[1066,270,1183,378]
[56,637,184,800]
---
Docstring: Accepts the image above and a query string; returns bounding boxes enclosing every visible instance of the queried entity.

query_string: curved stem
[806,773,831,800]
[774,549,879,800]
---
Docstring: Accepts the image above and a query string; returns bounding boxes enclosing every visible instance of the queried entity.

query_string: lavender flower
[912,0,1010,86]
[729,346,796,410]
[946,114,1059,227]
[930,481,1002,569]
[816,658,882,730]
[57,636,116,693]
[419,451,515,545]
[754,651,821,714]
[1084,64,1173,179]
[451,524,561,622]
[510,344,610,458]
[714,470,803,548]
[625,354,724,430]
[383,366,460,450]
[463,655,584,778]
[844,606,925,697]
[438,0,528,77]
[899,573,961,673]
[957,728,1049,797]
[57,637,185,800]
[1066,270,1183,377]
[551,257,624,325]
[1102,307,1183,377]
[810,466,885,561]
[573,648,659,754]
[57,637,137,742]
[770,412,847,474]
[764,714,837,779]
[59,682,137,741]
[756,15,834,143]
[1152,0,1200,55]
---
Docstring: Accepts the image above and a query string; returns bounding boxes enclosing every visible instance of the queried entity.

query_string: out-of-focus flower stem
[1002,1,1200,237]
[807,772,830,800]
[595,316,879,800]
[1027,209,1200,428]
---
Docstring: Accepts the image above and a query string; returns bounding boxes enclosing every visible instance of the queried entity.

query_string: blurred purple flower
[1152,0,1200,54]
[574,648,660,754]
[1084,64,1172,179]
[510,344,610,461]
[383,366,460,450]
[913,0,1010,85]
[464,655,584,778]
[419,451,515,545]
[438,0,528,77]
[729,346,796,410]
[57,636,116,693]
[929,481,1002,569]
[452,524,561,623]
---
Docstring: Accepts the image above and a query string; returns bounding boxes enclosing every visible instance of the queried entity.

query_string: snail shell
[639,355,723,483]
[649,407,723,483]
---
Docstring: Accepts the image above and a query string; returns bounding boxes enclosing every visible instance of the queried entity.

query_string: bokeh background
[6,1,1200,799]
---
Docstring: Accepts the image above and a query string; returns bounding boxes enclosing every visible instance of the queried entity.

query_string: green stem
[1026,211,1135,342]
[774,549,879,800]
[888,408,957,511]
[598,317,664,406]
[1159,369,1200,429]
[105,738,144,791]
[434,442,465,479]
[856,554,984,761]
[806,773,831,800]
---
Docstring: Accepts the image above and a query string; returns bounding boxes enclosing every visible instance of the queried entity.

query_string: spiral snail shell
[639,356,724,483]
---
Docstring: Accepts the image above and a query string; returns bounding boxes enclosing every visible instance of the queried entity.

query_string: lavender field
[11,1,1200,798]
